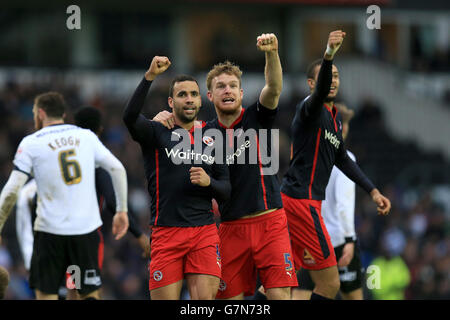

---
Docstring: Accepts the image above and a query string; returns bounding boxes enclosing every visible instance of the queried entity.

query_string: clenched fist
[325,30,346,59]
[145,56,171,81]
[190,167,210,187]
[256,33,278,52]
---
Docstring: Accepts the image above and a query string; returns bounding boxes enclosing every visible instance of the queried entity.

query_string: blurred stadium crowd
[0,0,449,300]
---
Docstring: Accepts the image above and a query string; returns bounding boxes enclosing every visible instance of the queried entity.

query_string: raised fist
[145,56,171,81]
[326,30,346,57]
[256,33,278,52]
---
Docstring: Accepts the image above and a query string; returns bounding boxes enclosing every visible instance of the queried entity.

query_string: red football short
[148,223,221,291]
[281,193,337,271]
[216,208,298,299]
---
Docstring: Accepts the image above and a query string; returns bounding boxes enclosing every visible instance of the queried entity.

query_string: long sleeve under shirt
[281,58,375,200]
[123,77,231,227]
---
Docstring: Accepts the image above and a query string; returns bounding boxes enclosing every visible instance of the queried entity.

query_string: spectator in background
[370,228,410,300]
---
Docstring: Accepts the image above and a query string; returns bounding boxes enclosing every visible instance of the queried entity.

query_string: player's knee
[331,277,341,293]
[0,266,10,299]
[197,291,216,300]
[266,287,291,300]
[80,289,100,300]
[315,276,340,296]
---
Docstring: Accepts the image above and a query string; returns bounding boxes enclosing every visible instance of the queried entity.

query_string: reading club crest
[153,270,163,281]
[202,136,214,146]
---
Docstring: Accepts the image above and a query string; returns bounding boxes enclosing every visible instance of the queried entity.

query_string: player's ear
[307,78,315,91]
[240,88,244,100]
[38,108,46,120]
[207,91,213,102]
[168,97,174,110]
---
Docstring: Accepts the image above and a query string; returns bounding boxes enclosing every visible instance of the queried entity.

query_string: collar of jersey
[323,103,337,116]
[324,103,338,131]
[47,123,67,127]
[173,121,206,133]
[217,108,245,129]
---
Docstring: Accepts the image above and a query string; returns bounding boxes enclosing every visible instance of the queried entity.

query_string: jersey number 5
[58,149,82,185]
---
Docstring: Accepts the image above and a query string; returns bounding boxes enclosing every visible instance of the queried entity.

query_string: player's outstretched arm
[144,56,171,82]
[324,30,345,61]
[0,170,28,238]
[302,30,346,121]
[258,33,282,110]
[123,56,171,140]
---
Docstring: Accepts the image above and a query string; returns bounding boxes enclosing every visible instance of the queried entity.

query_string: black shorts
[296,241,364,294]
[29,229,103,295]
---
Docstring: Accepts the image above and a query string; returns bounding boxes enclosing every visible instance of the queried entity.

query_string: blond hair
[206,61,243,91]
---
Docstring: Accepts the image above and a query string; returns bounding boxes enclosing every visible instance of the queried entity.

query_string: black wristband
[345,237,356,243]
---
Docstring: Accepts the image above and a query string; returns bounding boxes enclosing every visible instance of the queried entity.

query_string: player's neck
[174,118,195,131]
[324,101,334,109]
[42,119,64,128]
[216,106,242,128]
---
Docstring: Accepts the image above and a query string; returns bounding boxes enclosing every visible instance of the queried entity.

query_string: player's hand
[370,189,391,216]
[145,56,171,81]
[337,242,354,267]
[190,167,210,187]
[325,30,346,59]
[112,211,129,240]
[256,33,278,52]
[152,111,175,129]
[137,234,151,258]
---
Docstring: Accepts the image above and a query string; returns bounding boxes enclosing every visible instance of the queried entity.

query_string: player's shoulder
[148,119,168,132]
[297,96,311,116]
[299,95,310,108]
[72,125,102,142]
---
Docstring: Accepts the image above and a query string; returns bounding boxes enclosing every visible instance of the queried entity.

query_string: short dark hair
[169,75,199,97]
[34,92,66,118]
[74,107,102,134]
[306,58,323,80]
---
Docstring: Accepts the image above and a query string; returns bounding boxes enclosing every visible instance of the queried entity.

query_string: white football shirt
[13,124,119,235]
[321,150,357,248]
